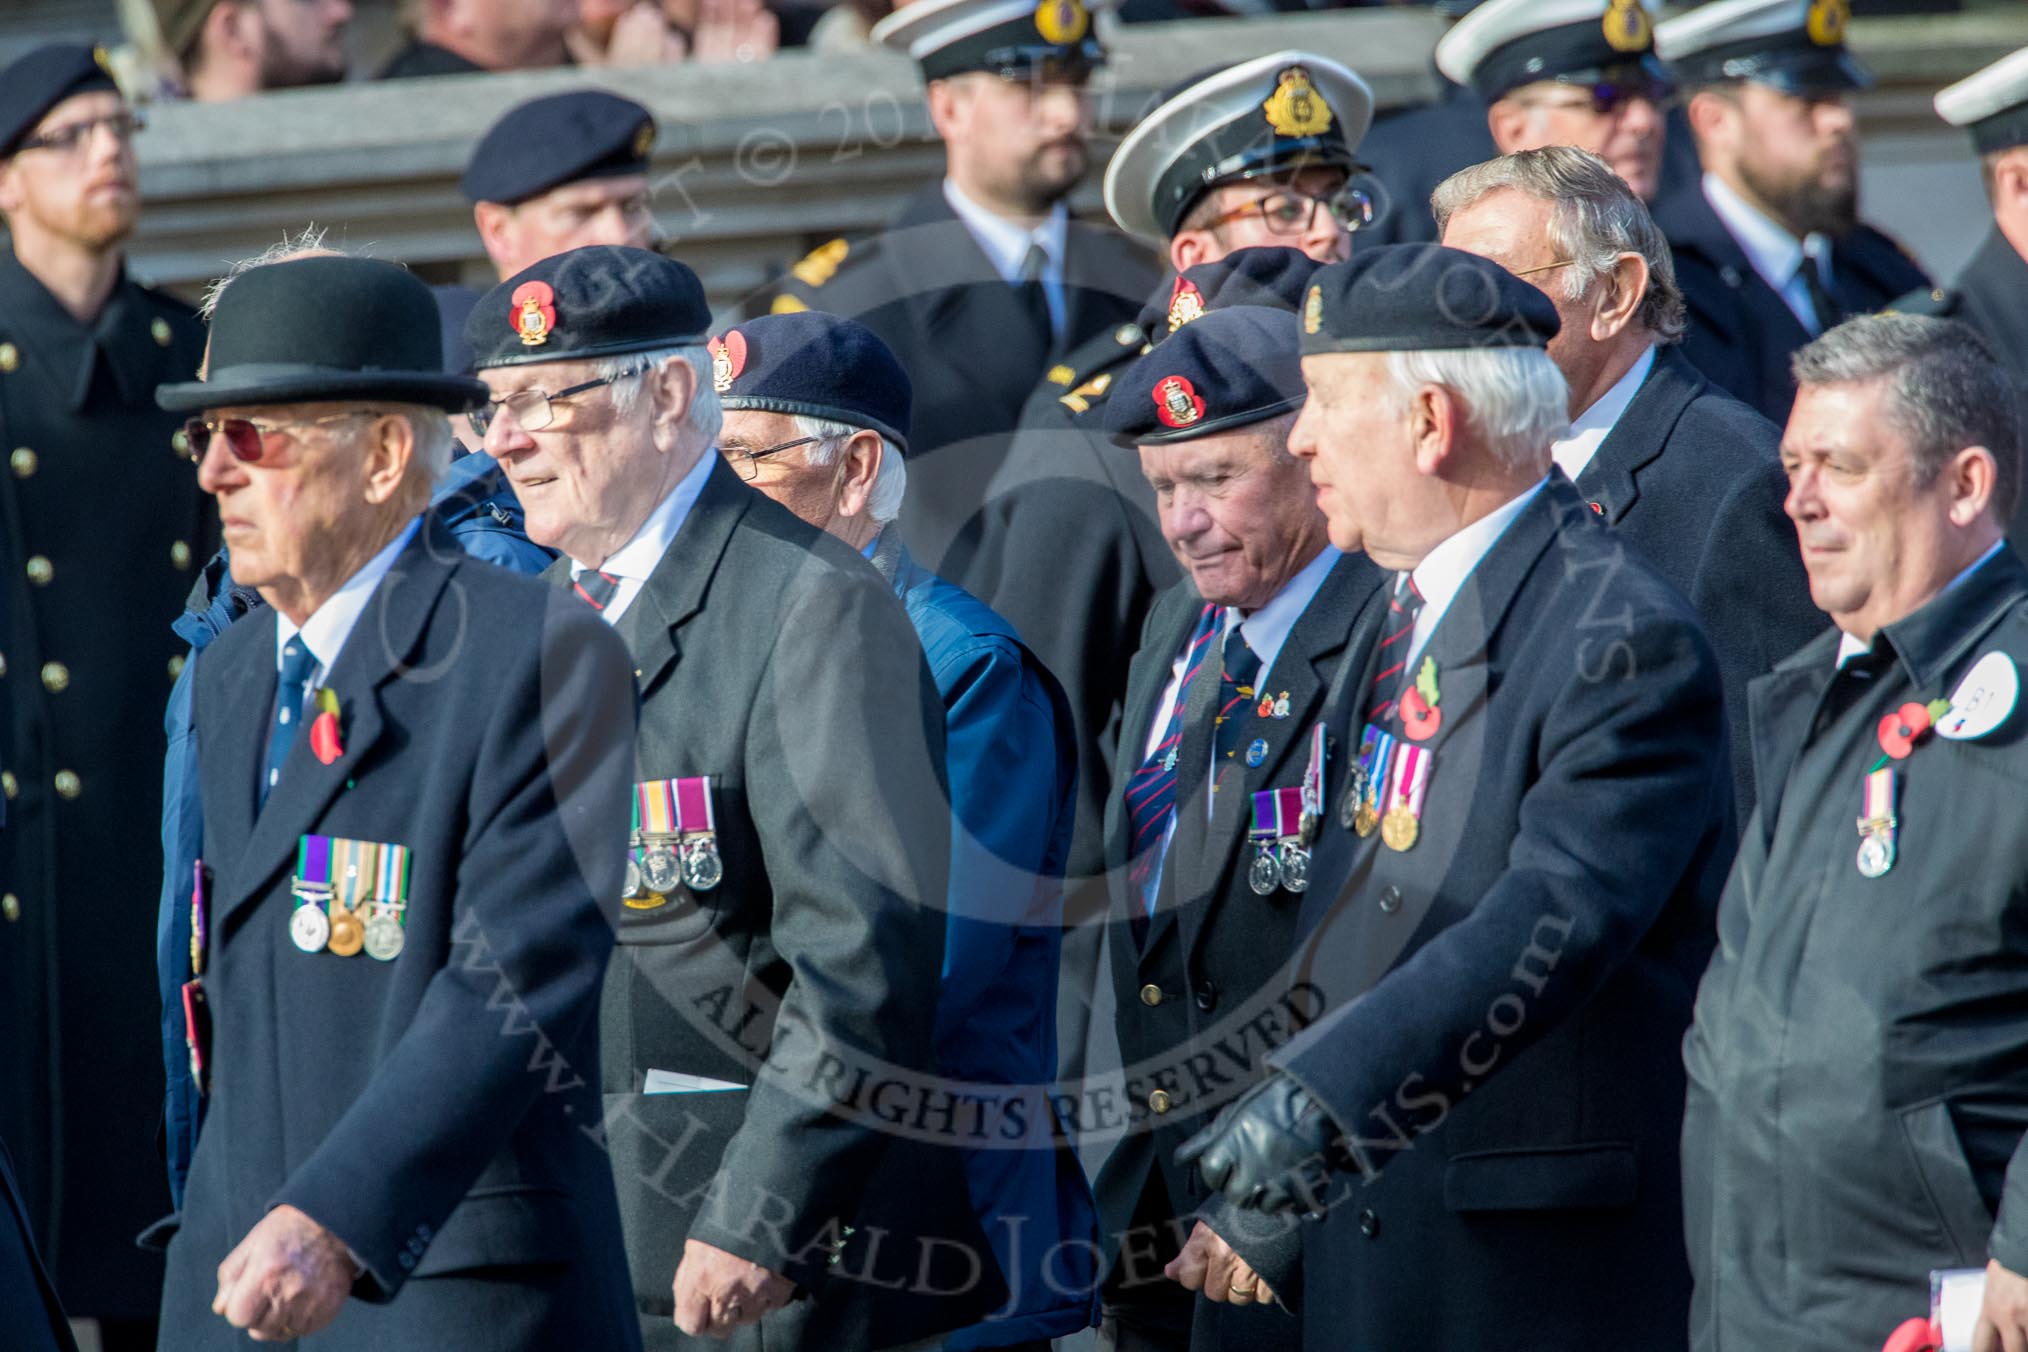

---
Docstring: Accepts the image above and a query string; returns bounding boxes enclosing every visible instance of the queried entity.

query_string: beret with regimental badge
[1436,0,1667,103]
[710,312,913,454]
[1104,51,1374,243]
[0,44,121,158]
[1298,243,1560,358]
[467,245,710,370]
[1136,246,1325,342]
[1654,0,1868,96]
[461,90,657,206]
[1105,306,1305,447]
[1935,45,2028,155]
[873,0,1110,82]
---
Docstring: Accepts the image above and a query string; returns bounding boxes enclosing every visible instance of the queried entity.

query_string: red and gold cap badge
[709,331,748,393]
[1166,278,1207,334]
[1154,375,1206,429]
[1033,0,1089,46]
[511,281,556,348]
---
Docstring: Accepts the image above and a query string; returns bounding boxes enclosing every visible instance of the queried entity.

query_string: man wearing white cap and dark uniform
[1651,0,1930,425]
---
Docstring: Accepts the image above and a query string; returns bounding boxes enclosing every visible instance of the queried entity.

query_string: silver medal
[364,913,405,962]
[643,844,682,894]
[1278,841,1310,893]
[1856,833,1895,879]
[1248,847,1281,896]
[623,855,643,900]
[290,902,331,953]
[682,837,724,892]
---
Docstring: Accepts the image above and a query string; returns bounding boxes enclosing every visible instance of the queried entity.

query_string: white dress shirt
[1703,171,1837,334]
[1405,479,1547,673]
[570,448,716,625]
[1834,540,2007,670]
[943,178,1070,336]
[1552,344,1655,484]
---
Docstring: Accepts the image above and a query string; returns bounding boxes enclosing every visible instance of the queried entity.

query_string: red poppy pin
[1400,655,1442,742]
[1876,701,1932,760]
[309,688,344,765]
[1154,375,1206,429]
[709,331,747,393]
[511,281,557,348]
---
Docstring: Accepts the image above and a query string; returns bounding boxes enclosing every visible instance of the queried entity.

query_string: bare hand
[672,1237,795,1337]
[1975,1259,2028,1352]
[690,0,779,64]
[1164,1219,1278,1307]
[569,0,689,66]
[211,1204,355,1342]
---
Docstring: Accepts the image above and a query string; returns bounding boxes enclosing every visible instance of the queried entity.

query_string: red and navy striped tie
[1212,625,1263,767]
[574,568,621,611]
[1367,571,1425,724]
[1125,604,1219,892]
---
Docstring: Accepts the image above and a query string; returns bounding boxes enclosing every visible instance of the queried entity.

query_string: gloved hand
[1176,1072,1340,1216]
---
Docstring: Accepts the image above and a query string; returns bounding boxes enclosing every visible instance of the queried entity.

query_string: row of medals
[625,831,724,900]
[290,887,405,960]
[1249,810,1318,896]
[1343,759,1420,852]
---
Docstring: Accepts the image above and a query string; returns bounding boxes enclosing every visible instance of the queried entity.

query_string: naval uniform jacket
[765,182,1158,574]
[1574,345,1826,819]
[1684,546,2028,1352]
[1096,552,1381,1349]
[586,457,1005,1352]
[1656,180,1930,425]
[160,515,642,1350]
[1225,474,1733,1350]
[0,248,211,1318]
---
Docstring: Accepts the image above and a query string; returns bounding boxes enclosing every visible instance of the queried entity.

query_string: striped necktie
[1124,604,1219,891]
[1212,624,1263,767]
[574,567,621,611]
[1366,571,1425,725]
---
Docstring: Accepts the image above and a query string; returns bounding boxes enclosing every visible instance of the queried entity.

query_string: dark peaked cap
[1298,243,1560,357]
[157,256,486,414]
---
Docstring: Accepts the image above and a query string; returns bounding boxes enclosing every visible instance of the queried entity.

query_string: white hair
[200,225,333,319]
[596,344,722,444]
[794,415,908,526]
[1384,346,1569,471]
[404,406,456,485]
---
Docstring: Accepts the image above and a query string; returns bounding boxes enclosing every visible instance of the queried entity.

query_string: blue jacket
[156,454,551,1207]
[871,533,1099,1347]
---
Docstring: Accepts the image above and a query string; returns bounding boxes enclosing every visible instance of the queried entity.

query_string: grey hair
[795,414,908,526]
[403,406,456,485]
[1792,313,2023,526]
[1384,346,1571,471]
[199,225,334,319]
[596,344,722,445]
[1432,147,1687,343]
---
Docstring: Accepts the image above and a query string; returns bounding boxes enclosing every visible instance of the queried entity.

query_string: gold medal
[1381,806,1419,852]
[327,906,365,956]
[1354,804,1379,838]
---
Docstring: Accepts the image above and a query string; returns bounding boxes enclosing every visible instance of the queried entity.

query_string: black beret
[1136,247,1325,342]
[466,245,709,370]
[1105,306,1304,448]
[1299,244,1560,357]
[872,0,1106,83]
[710,312,913,454]
[0,45,121,159]
[461,90,656,206]
[157,256,486,414]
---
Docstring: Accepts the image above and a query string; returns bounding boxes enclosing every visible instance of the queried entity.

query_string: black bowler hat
[0,44,121,158]
[466,245,710,370]
[1136,247,1325,343]
[157,257,487,414]
[1105,306,1304,447]
[461,90,656,206]
[710,313,913,454]
[1300,244,1560,357]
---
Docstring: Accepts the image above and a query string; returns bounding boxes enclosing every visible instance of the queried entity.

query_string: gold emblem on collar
[1262,66,1333,139]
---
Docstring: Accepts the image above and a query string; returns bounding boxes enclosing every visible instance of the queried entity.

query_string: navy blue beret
[710,312,913,454]
[461,90,655,206]
[1299,243,1560,357]
[466,245,709,370]
[1105,306,1305,447]
[0,45,120,159]
[1137,247,1326,342]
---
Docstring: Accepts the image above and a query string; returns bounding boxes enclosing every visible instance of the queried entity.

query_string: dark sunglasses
[181,410,374,465]
[1527,78,1675,117]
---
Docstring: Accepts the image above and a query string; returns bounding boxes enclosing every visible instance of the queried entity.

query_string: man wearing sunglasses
[0,43,212,1348]
[1652,0,1930,425]
[1436,0,1674,206]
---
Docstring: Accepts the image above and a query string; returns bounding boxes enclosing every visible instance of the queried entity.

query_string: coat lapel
[617,456,753,698]
[1577,349,1695,523]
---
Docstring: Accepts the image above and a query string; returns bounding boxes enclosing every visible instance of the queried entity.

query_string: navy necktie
[1124,605,1219,896]
[1212,624,1263,767]
[574,568,621,611]
[262,636,319,809]
[1366,572,1426,725]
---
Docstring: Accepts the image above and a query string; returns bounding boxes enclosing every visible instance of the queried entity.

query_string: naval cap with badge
[0,43,123,158]
[461,89,657,206]
[465,245,711,371]
[1934,45,2028,155]
[1136,246,1325,342]
[709,312,913,454]
[1104,50,1374,244]
[1654,0,1868,96]
[1435,0,1669,104]
[872,0,1112,83]
[156,256,487,414]
[1297,243,1561,358]
[1105,305,1306,447]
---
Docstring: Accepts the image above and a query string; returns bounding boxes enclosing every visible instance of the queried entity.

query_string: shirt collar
[1228,545,1340,678]
[1552,344,1655,483]
[1703,170,1831,295]
[1834,539,2010,674]
[572,447,716,582]
[275,515,423,673]
[942,177,1068,286]
[1409,478,1548,645]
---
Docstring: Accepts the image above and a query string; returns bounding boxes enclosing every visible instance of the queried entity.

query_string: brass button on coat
[170,540,192,569]
[1149,1089,1173,1114]
[40,661,67,693]
[25,555,51,586]
[1139,983,1163,1007]
[10,447,34,478]
[151,317,173,346]
[168,654,186,679]
[1,895,18,923]
[1,772,17,800]
[53,770,80,800]
[0,343,17,374]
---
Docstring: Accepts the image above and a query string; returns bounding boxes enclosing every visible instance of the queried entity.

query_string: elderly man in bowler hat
[154,254,641,1349]
[468,245,1005,1350]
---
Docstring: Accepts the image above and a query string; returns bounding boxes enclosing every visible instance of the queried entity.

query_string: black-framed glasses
[1200,185,1375,237]
[15,110,144,156]
[471,366,645,437]
[723,436,824,480]
[1518,78,1675,117]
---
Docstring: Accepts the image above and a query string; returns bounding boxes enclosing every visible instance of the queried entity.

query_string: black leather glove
[1175,1072,1340,1217]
